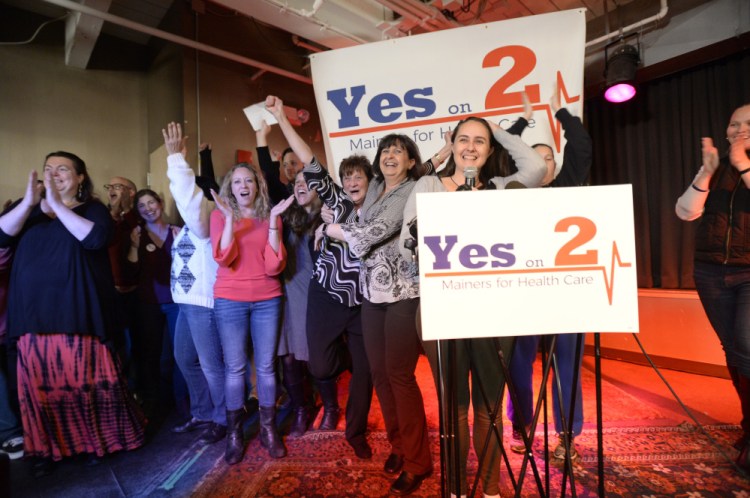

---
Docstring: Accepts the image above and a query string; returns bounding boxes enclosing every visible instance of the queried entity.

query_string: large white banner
[310,9,586,175]
[417,185,639,341]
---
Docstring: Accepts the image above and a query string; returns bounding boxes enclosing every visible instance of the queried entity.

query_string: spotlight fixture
[604,40,640,103]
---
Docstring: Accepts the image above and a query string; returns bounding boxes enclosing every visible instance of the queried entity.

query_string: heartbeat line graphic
[424,241,632,305]
[328,71,580,153]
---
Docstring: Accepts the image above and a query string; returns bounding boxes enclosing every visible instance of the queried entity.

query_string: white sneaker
[0,436,23,460]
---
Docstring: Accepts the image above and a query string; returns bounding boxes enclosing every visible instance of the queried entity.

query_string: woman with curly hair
[210,163,288,463]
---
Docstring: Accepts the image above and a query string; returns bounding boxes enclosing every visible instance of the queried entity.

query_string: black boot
[224,409,245,465]
[286,381,310,438]
[735,372,750,455]
[289,407,309,438]
[259,406,287,458]
[317,378,340,431]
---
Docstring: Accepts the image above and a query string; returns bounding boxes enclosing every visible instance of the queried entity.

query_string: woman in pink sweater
[210,163,289,463]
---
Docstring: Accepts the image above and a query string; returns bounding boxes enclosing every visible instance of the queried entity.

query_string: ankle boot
[289,406,310,438]
[317,378,340,431]
[259,406,287,458]
[286,381,310,438]
[224,408,245,465]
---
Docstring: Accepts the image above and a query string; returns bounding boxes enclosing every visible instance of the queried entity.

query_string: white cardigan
[167,153,218,309]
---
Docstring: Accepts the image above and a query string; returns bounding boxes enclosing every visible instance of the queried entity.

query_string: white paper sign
[310,9,586,176]
[417,185,639,341]
[243,102,278,131]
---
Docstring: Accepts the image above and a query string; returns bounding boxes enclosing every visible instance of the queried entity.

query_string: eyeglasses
[103,184,130,191]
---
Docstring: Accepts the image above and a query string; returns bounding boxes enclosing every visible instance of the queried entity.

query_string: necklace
[450,175,461,187]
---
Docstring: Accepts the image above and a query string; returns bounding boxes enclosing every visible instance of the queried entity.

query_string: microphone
[404,219,419,262]
[456,167,478,191]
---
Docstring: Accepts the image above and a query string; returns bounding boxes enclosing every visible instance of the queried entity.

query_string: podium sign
[417,185,639,340]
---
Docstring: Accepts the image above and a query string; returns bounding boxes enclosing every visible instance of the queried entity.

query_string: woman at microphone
[400,116,545,498]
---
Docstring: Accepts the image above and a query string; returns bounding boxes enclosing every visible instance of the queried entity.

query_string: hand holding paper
[243,102,278,131]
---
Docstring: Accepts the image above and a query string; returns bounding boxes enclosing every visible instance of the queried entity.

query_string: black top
[695,159,750,266]
[507,108,592,187]
[257,145,293,205]
[0,200,118,341]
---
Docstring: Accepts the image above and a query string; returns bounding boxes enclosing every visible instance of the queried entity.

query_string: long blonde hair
[218,163,271,221]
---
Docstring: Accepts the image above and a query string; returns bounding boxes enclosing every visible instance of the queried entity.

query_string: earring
[78,183,83,199]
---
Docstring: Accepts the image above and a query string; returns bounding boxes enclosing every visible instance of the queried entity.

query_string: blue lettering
[368,93,402,123]
[404,88,436,119]
[327,85,366,128]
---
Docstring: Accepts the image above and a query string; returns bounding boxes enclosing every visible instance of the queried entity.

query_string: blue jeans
[694,261,750,378]
[507,333,585,436]
[214,297,281,410]
[175,304,226,425]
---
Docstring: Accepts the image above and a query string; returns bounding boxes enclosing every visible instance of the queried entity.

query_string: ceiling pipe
[260,0,371,45]
[381,0,454,30]
[586,0,668,48]
[42,0,313,84]
[376,0,439,31]
[397,0,457,27]
[292,35,324,53]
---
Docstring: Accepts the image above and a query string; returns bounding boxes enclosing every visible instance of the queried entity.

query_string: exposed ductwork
[42,0,313,84]
[586,0,669,48]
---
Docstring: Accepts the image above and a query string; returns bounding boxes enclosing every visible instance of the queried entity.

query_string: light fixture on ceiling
[604,38,641,103]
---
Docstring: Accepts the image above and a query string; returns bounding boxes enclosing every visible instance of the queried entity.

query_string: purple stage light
[604,83,637,103]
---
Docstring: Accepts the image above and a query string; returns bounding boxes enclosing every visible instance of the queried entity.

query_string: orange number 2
[555,216,598,266]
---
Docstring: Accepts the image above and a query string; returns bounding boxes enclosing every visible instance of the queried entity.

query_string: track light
[604,42,640,103]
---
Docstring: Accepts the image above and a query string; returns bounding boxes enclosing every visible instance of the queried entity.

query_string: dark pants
[422,336,511,496]
[507,333,585,436]
[362,297,431,475]
[306,280,372,444]
[0,344,21,442]
[131,301,186,417]
[694,260,750,433]
[113,289,138,389]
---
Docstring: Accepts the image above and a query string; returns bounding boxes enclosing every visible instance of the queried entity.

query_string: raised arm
[256,120,288,205]
[676,137,719,221]
[265,95,314,165]
[0,171,43,238]
[550,88,592,187]
[489,125,546,188]
[164,122,211,239]
[506,91,533,137]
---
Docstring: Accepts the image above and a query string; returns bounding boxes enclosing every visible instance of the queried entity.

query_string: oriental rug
[193,356,750,497]
[193,423,750,497]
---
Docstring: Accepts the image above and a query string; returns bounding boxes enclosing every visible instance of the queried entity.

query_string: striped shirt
[303,157,363,307]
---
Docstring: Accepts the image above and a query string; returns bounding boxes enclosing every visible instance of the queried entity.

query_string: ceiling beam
[43,0,313,83]
[64,0,111,68]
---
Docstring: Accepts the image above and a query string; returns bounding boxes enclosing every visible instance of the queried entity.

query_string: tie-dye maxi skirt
[16,333,147,461]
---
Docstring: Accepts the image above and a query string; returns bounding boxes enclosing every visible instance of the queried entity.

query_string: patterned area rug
[194,423,750,497]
